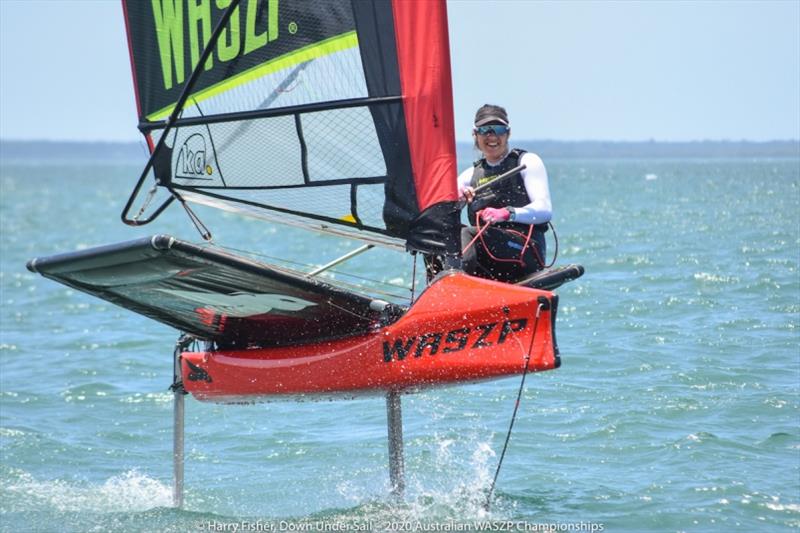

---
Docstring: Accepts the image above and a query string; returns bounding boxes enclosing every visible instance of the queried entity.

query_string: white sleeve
[513,152,552,225]
[456,166,474,196]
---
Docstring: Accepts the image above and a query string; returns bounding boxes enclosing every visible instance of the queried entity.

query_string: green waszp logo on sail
[151,0,280,91]
[135,0,358,120]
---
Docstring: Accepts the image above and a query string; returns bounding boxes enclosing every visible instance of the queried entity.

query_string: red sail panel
[391,0,458,211]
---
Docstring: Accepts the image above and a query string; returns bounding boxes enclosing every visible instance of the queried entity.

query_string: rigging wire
[132,184,158,222]
[484,302,544,511]
[325,300,376,321]
[174,193,213,241]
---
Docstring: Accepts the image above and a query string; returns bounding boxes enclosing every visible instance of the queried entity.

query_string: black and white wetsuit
[456,149,553,281]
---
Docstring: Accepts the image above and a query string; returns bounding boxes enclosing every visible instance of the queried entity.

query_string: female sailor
[458,104,553,282]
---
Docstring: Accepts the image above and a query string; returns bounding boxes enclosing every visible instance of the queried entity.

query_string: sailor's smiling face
[474,123,510,163]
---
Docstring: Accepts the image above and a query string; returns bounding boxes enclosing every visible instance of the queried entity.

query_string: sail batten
[123,0,461,255]
[139,96,405,133]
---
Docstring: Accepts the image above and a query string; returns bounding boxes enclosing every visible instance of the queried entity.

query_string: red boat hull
[181,272,559,402]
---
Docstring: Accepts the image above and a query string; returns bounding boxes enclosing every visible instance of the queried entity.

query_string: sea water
[1,152,798,532]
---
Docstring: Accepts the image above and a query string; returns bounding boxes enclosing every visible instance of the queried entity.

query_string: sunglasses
[475,125,509,136]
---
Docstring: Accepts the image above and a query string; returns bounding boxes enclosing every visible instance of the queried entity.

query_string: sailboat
[26,0,583,502]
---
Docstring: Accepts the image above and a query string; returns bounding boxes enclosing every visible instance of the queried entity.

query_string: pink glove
[479,207,510,224]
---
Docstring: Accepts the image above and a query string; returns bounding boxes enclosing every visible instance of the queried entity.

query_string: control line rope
[464,211,543,269]
[484,302,544,510]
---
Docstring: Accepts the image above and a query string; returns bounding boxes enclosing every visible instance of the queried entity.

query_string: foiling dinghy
[27,0,583,505]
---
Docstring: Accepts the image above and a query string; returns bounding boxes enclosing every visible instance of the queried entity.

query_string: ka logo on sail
[175,133,213,180]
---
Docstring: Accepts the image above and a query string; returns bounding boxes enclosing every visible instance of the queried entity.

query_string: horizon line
[2,137,799,145]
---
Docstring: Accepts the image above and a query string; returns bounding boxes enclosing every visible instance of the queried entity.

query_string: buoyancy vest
[467,148,547,231]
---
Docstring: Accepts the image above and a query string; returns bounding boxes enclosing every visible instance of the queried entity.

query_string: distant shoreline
[1,138,798,161]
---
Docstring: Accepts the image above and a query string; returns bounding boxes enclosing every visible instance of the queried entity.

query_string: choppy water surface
[1,156,798,532]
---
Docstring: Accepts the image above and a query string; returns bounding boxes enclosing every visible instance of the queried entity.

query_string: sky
[0,0,798,143]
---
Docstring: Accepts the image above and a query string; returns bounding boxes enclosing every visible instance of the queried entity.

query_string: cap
[474,104,509,127]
